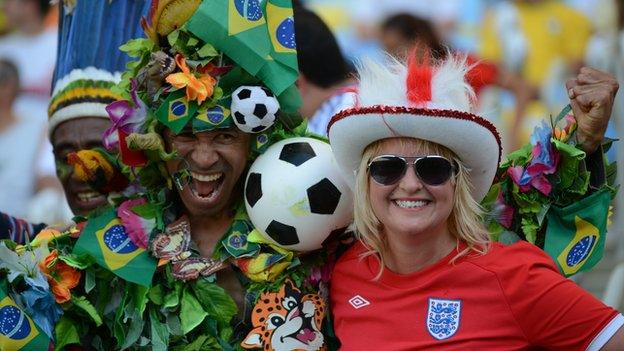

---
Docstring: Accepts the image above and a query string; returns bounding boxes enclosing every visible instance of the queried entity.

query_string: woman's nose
[398,165,424,192]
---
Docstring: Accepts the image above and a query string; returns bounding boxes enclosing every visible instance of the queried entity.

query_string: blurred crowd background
[0,0,622,232]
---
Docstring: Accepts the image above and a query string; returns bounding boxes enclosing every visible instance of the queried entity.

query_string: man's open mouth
[189,172,224,201]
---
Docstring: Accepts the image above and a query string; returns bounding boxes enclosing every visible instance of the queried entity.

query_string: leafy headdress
[104,0,309,194]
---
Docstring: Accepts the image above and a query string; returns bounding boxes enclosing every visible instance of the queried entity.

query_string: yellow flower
[166,54,217,104]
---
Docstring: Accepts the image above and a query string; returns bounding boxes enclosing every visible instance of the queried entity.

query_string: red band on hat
[328,105,502,164]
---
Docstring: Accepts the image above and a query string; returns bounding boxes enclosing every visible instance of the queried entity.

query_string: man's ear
[296,74,308,95]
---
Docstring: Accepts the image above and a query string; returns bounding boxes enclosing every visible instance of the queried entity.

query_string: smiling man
[162,125,252,257]
[48,1,149,216]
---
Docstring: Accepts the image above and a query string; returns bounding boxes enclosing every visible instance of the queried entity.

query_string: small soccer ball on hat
[231,86,280,133]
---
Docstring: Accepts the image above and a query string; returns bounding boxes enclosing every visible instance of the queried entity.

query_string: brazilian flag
[193,105,233,132]
[155,90,198,134]
[0,280,50,351]
[187,0,271,76]
[73,207,157,286]
[544,189,612,277]
[257,0,299,95]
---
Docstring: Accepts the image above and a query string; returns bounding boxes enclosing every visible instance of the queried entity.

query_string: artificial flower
[508,122,560,195]
[117,198,156,249]
[553,112,577,142]
[30,228,62,247]
[38,250,81,304]
[0,242,48,287]
[103,79,148,151]
[16,285,63,338]
[305,257,334,287]
[492,191,515,229]
[166,54,217,104]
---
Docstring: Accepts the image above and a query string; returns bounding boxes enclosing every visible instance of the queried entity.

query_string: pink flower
[508,122,560,195]
[103,80,148,151]
[117,198,155,249]
[493,191,514,228]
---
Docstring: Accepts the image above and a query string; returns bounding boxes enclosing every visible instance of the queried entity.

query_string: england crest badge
[426,297,461,340]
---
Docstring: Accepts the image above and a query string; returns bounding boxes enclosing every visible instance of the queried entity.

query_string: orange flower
[166,54,217,104]
[39,250,81,304]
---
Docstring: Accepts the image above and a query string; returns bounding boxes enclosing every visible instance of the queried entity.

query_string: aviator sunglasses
[367,155,457,186]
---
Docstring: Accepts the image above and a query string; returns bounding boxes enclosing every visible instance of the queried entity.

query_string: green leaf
[163,283,182,309]
[119,38,154,57]
[187,37,199,47]
[113,286,131,345]
[55,315,81,351]
[71,295,103,326]
[521,217,539,244]
[149,284,164,305]
[165,312,184,336]
[59,253,94,269]
[501,143,532,168]
[197,43,219,58]
[171,334,222,351]
[119,309,145,350]
[191,278,237,327]
[536,203,551,226]
[167,29,181,47]
[85,268,96,293]
[132,202,158,219]
[180,288,208,334]
[129,283,150,315]
[150,307,170,351]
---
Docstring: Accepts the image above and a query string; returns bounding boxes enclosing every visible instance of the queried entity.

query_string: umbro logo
[348,295,370,309]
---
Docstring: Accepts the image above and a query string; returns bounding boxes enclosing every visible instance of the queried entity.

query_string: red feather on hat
[406,50,432,106]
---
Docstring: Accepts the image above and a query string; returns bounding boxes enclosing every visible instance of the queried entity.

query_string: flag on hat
[186,0,299,96]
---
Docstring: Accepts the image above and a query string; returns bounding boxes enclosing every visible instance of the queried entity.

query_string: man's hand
[566,67,619,154]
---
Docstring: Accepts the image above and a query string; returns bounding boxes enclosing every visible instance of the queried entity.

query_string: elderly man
[48,0,149,216]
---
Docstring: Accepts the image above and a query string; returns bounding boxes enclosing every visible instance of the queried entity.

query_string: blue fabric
[53,0,151,83]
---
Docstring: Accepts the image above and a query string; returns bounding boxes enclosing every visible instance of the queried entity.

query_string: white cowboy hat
[327,55,501,202]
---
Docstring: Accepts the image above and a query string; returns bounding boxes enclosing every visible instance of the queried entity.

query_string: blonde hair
[353,138,491,278]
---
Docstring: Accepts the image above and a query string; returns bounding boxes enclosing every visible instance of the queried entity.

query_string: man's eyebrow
[53,141,79,152]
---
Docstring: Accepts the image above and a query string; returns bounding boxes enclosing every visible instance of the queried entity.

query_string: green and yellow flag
[73,208,157,286]
[0,280,50,351]
[187,0,299,97]
[187,0,271,76]
[257,0,299,94]
[155,90,198,134]
[544,189,612,277]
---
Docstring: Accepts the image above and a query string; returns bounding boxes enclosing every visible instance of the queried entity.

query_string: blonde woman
[327,55,624,350]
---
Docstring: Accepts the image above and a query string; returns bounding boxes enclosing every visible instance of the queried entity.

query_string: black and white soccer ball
[231,85,279,133]
[244,137,353,251]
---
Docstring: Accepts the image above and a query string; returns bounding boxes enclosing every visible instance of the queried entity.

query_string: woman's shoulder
[464,241,560,276]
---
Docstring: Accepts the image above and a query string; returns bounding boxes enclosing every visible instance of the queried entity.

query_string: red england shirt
[330,241,622,350]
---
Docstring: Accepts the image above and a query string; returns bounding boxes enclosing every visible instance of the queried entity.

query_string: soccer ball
[244,137,353,251]
[231,86,279,133]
